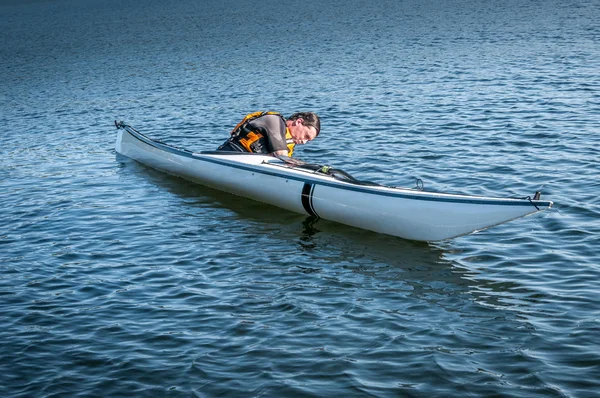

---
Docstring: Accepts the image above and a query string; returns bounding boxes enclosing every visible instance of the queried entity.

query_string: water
[1,0,599,396]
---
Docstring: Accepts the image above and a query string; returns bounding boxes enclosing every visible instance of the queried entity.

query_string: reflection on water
[117,152,534,314]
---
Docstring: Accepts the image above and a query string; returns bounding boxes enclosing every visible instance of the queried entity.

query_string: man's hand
[272,150,289,157]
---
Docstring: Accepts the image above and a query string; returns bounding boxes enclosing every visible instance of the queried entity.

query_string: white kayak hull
[115,123,553,241]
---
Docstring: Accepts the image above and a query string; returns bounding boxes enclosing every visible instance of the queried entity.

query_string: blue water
[1,0,599,396]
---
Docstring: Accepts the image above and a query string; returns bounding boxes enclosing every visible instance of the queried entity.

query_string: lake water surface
[1,0,599,396]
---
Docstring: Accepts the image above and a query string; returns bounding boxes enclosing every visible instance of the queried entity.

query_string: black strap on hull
[301,183,319,218]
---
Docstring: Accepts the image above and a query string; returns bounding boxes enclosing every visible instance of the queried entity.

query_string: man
[217,111,320,157]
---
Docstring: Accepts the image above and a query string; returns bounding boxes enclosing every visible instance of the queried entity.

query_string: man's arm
[249,114,288,154]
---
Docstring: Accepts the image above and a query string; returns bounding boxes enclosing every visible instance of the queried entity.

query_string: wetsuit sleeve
[247,114,287,153]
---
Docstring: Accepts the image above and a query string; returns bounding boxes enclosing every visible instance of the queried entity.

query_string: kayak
[114,121,553,241]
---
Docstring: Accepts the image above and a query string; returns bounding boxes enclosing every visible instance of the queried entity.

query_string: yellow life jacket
[230,111,295,157]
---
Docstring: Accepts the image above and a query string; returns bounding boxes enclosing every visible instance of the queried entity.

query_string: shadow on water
[115,154,439,251]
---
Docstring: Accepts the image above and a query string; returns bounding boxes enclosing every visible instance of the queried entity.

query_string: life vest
[230,111,295,157]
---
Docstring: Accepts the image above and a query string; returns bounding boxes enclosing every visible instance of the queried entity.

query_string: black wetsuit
[217,114,289,154]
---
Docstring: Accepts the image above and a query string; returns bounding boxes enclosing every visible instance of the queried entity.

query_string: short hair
[288,112,321,136]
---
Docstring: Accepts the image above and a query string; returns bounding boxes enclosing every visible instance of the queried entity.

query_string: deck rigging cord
[273,155,383,186]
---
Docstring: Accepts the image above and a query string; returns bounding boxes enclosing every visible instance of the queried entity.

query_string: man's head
[287,112,321,145]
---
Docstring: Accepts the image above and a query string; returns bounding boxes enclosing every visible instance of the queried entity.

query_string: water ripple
[2,0,600,397]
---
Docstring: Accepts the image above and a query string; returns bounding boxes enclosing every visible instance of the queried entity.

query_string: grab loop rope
[524,191,542,210]
[415,178,424,191]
